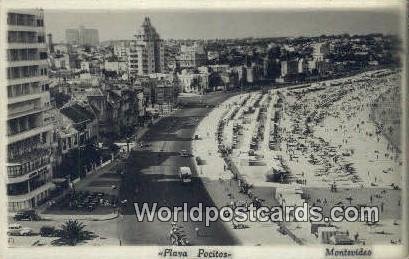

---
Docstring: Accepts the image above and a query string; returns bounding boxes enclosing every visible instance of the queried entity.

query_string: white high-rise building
[79,26,99,46]
[65,28,80,45]
[129,17,165,76]
[6,9,55,211]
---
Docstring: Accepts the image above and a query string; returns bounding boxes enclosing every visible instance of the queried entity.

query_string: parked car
[14,209,40,221]
[7,224,33,236]
[40,226,55,237]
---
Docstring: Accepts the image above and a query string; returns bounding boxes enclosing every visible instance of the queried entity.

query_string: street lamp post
[78,143,86,179]
[126,136,130,154]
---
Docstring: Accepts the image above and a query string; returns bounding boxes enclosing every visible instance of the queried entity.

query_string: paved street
[117,92,240,245]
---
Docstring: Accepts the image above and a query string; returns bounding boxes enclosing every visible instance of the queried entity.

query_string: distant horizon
[44,9,401,43]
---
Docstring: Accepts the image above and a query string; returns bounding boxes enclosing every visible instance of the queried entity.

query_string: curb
[40,212,119,222]
[89,212,120,221]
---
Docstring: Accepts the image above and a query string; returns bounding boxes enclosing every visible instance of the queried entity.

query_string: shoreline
[369,86,401,153]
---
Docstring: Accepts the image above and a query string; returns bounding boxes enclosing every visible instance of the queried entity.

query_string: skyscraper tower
[6,9,54,211]
[128,17,165,76]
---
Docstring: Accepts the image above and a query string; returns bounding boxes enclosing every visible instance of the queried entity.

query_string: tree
[60,220,89,246]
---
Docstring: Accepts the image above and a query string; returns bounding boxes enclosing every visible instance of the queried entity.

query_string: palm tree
[60,220,89,246]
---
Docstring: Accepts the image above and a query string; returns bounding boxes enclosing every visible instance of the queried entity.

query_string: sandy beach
[192,68,403,245]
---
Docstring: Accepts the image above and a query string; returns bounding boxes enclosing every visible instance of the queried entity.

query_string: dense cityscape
[6,9,403,248]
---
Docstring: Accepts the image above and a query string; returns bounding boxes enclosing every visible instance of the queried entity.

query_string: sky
[44,9,401,43]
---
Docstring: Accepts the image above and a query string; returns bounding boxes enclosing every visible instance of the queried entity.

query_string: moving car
[179,167,192,184]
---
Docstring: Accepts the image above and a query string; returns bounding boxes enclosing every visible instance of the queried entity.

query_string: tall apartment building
[177,42,207,68]
[79,26,99,46]
[65,26,99,46]
[6,9,55,211]
[113,40,131,59]
[128,17,164,76]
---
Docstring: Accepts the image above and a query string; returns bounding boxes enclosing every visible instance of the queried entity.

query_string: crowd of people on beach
[278,69,402,188]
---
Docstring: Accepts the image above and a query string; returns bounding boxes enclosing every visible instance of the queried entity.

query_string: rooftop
[60,103,96,124]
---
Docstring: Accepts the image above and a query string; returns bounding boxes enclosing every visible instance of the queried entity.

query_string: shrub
[60,220,89,246]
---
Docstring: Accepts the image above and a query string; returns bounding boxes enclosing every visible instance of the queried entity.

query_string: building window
[7,13,36,27]
[38,35,45,43]
[7,181,29,196]
[36,19,44,27]
[40,52,47,60]
[8,31,37,43]
[7,85,13,98]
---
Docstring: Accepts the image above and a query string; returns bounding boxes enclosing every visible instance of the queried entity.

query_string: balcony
[8,104,44,120]
[8,25,44,33]
[7,75,48,86]
[8,92,44,105]
[7,164,50,184]
[7,42,46,50]
[8,123,53,144]
[7,59,48,68]
[8,182,55,203]
[7,146,50,175]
